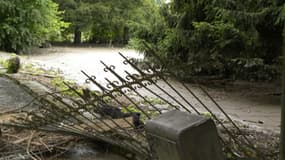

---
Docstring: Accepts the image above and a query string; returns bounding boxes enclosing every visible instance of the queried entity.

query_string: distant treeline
[0,0,159,52]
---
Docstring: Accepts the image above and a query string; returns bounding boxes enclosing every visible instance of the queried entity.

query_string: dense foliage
[54,0,158,44]
[131,0,284,81]
[0,0,67,53]
[0,0,161,50]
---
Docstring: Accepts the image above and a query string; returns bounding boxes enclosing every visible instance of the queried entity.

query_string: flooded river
[22,47,143,88]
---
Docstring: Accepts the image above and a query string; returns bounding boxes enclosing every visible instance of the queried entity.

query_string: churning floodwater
[23,46,143,90]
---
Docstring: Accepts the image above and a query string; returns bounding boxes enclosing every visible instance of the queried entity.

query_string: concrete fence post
[145,110,225,160]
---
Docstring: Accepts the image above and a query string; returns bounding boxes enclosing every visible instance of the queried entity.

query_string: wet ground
[143,79,281,131]
[55,143,127,160]
[0,76,127,160]
[0,76,35,112]
[0,46,281,132]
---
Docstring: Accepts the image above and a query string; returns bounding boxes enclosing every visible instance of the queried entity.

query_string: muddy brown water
[21,47,143,86]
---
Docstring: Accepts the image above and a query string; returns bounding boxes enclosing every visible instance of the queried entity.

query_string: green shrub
[0,57,8,68]
[226,58,280,81]
[130,1,283,82]
[6,56,20,73]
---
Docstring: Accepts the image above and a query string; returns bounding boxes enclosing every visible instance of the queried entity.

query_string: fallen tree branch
[39,137,52,152]
[26,131,41,160]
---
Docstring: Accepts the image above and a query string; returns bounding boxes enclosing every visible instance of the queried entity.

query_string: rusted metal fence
[0,52,258,159]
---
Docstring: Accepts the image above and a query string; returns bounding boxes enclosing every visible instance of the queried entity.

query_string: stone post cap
[146,110,211,141]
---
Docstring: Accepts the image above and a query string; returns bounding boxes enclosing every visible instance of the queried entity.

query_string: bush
[226,58,280,81]
[130,1,283,82]
[6,56,20,73]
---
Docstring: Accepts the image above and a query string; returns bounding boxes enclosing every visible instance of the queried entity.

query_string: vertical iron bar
[37,97,104,134]
[199,86,254,148]
[105,78,151,119]
[100,61,163,114]
[158,76,199,113]
[20,102,99,138]
[280,26,285,160]
[81,71,147,138]
[65,85,139,140]
[125,71,180,110]
[52,94,115,132]
[119,53,193,113]
[80,72,150,153]
[133,45,256,155]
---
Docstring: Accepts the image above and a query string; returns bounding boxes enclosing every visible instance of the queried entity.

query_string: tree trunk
[123,27,129,44]
[74,26,81,44]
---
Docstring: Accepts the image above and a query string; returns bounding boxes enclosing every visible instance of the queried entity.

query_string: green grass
[51,76,83,97]
[0,53,20,73]
[0,57,8,68]
[121,104,159,122]
[21,63,60,75]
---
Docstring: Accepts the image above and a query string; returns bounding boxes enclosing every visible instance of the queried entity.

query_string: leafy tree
[55,0,154,44]
[55,0,95,43]
[0,0,68,53]
[131,0,284,81]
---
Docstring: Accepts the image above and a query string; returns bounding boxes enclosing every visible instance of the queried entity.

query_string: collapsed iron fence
[0,52,259,159]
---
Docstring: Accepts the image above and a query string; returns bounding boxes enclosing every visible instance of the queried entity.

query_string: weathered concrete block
[145,110,224,160]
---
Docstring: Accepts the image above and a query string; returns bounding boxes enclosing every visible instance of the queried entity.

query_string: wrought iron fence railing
[0,52,258,159]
